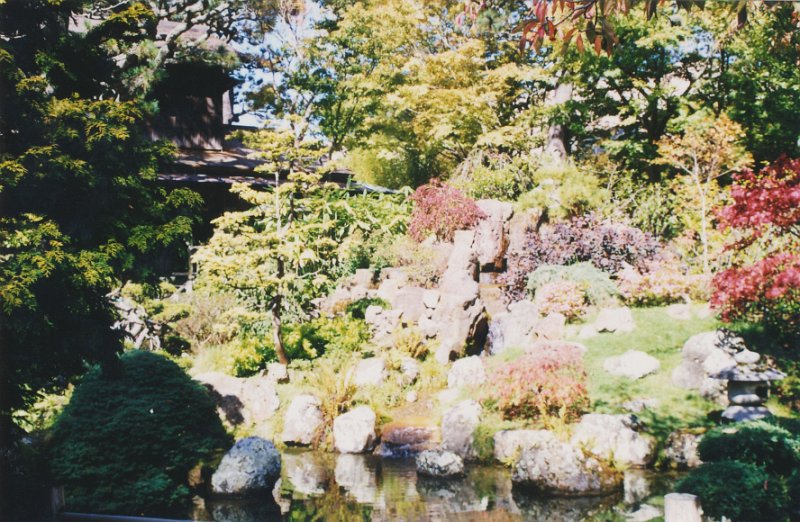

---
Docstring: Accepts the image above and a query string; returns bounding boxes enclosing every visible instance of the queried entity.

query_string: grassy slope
[568,305,723,453]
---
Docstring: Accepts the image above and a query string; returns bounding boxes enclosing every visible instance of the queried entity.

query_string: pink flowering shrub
[483,344,589,423]
[713,157,800,336]
[618,261,711,306]
[534,280,588,321]
[408,180,486,242]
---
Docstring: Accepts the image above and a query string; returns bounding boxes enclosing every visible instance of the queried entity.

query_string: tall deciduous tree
[193,130,342,364]
[654,113,751,274]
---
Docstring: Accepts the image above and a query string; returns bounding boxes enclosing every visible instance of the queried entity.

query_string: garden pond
[193,450,681,521]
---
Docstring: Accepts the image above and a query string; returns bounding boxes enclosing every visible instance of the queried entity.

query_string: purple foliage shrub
[501,213,662,302]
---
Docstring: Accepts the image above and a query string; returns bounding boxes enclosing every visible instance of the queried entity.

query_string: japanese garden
[1,0,799,520]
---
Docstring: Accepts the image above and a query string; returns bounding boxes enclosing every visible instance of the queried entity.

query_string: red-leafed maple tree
[458,0,796,55]
[712,156,800,336]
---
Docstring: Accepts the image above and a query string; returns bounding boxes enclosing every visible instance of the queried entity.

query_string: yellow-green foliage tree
[193,129,410,364]
[193,130,341,364]
[655,113,752,274]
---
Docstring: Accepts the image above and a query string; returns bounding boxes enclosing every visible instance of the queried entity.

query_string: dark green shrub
[345,297,388,319]
[49,351,230,516]
[677,461,789,521]
[698,421,800,477]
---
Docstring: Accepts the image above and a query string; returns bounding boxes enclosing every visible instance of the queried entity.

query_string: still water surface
[195,451,678,521]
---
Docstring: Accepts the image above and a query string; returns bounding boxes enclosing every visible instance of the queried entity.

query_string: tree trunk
[270,295,289,365]
[270,250,289,364]
[696,173,710,276]
[544,81,574,163]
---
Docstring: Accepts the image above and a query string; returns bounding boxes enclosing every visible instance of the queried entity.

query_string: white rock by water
[211,437,281,496]
[571,414,655,468]
[603,350,661,380]
[441,400,481,460]
[512,434,621,496]
[281,394,323,446]
[416,450,465,478]
[333,406,377,454]
[493,429,555,464]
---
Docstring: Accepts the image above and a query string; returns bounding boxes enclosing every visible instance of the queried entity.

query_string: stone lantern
[712,361,785,422]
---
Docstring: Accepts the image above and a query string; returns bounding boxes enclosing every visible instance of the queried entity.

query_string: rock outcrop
[195,372,280,427]
[473,200,514,271]
[494,429,555,464]
[352,357,387,388]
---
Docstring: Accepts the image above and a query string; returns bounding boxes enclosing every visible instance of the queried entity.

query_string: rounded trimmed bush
[697,421,800,477]
[677,461,789,521]
[49,351,230,515]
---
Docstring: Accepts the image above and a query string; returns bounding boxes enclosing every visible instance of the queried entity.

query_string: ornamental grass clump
[408,180,486,242]
[483,344,589,425]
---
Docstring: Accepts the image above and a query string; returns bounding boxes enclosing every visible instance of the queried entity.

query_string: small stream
[194,451,681,521]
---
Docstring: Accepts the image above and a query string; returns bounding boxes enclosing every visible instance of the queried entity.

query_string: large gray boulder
[333,406,377,454]
[281,394,323,446]
[473,199,514,271]
[447,356,486,389]
[441,400,481,460]
[512,432,621,496]
[211,437,281,496]
[570,414,655,468]
[603,350,661,380]
[432,293,488,364]
[416,450,465,478]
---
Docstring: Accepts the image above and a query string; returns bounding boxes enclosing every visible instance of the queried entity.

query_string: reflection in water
[200,451,680,521]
